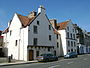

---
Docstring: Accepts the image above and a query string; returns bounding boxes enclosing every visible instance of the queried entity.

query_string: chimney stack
[50,19,57,29]
[38,5,46,14]
[28,11,37,18]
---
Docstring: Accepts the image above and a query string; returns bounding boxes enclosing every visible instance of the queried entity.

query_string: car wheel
[57,58,58,61]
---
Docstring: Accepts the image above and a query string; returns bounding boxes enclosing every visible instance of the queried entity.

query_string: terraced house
[57,20,77,55]
[50,19,77,56]
[2,6,56,61]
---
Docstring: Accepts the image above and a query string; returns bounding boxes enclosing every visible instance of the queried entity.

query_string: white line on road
[67,61,74,64]
[48,65,60,68]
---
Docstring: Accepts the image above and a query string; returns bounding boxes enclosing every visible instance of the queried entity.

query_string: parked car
[36,53,58,62]
[64,52,78,59]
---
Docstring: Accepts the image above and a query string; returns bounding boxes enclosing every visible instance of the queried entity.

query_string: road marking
[67,61,74,64]
[60,59,65,61]
[48,65,60,68]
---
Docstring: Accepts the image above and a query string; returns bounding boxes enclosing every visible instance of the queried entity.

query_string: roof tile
[57,21,69,30]
[17,14,35,27]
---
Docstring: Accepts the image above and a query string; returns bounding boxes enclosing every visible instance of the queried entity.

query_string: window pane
[71,33,72,39]
[37,21,39,25]
[49,35,51,41]
[49,25,51,30]
[68,41,70,47]
[71,41,73,47]
[67,32,69,38]
[57,34,58,39]
[15,40,18,46]
[57,42,59,48]
[33,25,38,34]
[33,38,37,45]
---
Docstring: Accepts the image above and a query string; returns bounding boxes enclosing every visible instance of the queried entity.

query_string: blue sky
[0,0,90,31]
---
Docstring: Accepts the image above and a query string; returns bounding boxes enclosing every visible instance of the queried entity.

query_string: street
[0,54,90,68]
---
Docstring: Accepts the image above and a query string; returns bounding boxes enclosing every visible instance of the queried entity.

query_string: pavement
[0,60,38,67]
[0,56,64,67]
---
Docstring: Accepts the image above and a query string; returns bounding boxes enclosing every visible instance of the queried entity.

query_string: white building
[2,6,56,61]
[57,20,77,55]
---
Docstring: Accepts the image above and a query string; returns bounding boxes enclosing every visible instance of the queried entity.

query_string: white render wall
[19,27,28,61]
[3,13,29,61]
[58,30,67,55]
[5,13,23,60]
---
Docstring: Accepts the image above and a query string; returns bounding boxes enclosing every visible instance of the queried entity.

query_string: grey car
[36,53,58,62]
[64,52,78,59]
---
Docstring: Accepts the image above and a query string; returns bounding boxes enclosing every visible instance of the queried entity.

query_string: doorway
[28,50,34,61]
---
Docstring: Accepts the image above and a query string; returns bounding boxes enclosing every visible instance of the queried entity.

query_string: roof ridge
[58,20,70,24]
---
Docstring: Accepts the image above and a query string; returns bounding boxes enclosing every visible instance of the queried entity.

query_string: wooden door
[29,50,33,61]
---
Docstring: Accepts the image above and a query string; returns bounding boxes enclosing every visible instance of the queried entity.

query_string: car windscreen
[40,54,47,56]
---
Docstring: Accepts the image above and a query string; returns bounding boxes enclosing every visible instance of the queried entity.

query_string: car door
[49,54,54,61]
